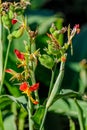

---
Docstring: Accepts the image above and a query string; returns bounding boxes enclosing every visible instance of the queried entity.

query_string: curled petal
[29,83,39,92]
[5,69,16,75]
[20,82,28,91]
[30,96,39,105]
[5,69,13,73]
[73,24,80,34]
[74,24,80,29]
[14,49,25,60]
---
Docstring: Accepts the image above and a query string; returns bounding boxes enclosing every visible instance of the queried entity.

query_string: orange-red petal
[29,83,39,92]
[20,82,28,91]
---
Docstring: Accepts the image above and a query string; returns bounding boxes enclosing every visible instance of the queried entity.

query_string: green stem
[0,38,11,94]
[31,70,39,102]
[18,109,27,130]
[27,98,34,130]
[39,55,66,130]
[30,39,39,103]
[0,3,3,94]
[46,60,65,109]
[39,108,47,130]
[48,64,57,96]
[0,110,4,130]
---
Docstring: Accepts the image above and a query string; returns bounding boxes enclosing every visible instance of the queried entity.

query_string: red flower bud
[74,24,80,34]
[14,49,25,60]
[61,56,66,62]
[11,19,18,24]
[5,69,13,73]
[74,24,79,29]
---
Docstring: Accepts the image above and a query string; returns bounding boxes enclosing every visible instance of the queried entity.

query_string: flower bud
[11,19,18,24]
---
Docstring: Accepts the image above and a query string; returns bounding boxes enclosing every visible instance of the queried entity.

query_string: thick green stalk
[46,60,65,108]
[18,108,27,130]
[39,58,66,130]
[39,108,47,130]
[27,98,34,130]
[0,38,11,94]
[48,64,57,96]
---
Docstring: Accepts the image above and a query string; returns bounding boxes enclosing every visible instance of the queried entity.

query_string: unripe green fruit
[8,10,14,19]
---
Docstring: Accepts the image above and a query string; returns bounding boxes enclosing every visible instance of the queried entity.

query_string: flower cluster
[0,1,30,28]
[6,45,40,104]
[20,82,39,104]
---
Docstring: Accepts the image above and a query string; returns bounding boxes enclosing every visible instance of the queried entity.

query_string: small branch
[48,64,57,96]
[27,98,34,130]
[39,107,47,130]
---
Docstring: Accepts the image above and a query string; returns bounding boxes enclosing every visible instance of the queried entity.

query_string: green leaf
[4,114,17,130]
[69,62,82,72]
[39,54,54,69]
[32,106,45,129]
[49,98,87,119]
[59,89,80,97]
[4,80,21,97]
[0,95,27,110]
[74,99,85,130]
[48,89,80,108]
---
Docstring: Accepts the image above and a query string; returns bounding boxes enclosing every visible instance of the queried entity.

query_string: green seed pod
[2,14,9,21]
[11,26,24,38]
[7,34,13,41]
[5,21,11,28]
[53,30,59,39]
[8,10,14,19]
[2,14,11,28]
[50,23,56,33]
[48,44,60,56]
[39,54,54,69]
[50,27,55,33]
[9,5,14,11]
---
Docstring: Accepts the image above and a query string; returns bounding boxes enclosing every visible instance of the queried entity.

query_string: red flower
[29,83,39,91]
[19,82,39,105]
[19,82,28,91]
[74,24,79,29]
[11,19,18,24]
[14,49,25,60]
[74,24,80,34]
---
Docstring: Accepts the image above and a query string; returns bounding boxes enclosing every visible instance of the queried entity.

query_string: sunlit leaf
[32,106,45,129]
